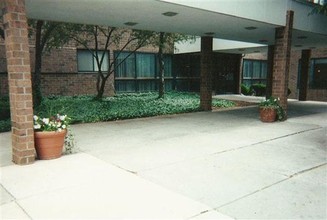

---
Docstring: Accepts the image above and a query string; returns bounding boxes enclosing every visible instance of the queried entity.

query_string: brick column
[299,49,311,101]
[2,0,35,164]
[200,36,213,111]
[266,45,274,99]
[272,10,294,120]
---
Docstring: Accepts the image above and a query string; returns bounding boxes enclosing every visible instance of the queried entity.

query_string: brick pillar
[266,45,274,99]
[299,49,311,101]
[200,36,213,111]
[272,10,294,120]
[2,0,35,165]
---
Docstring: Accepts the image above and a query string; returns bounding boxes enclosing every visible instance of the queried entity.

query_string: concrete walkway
[1,98,326,219]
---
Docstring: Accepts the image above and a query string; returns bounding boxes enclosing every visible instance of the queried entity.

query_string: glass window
[309,58,327,89]
[136,53,155,77]
[243,60,252,78]
[115,51,173,92]
[94,51,109,72]
[115,80,136,92]
[261,62,267,78]
[252,61,261,78]
[115,52,135,78]
[164,56,173,77]
[242,59,267,86]
[138,80,156,92]
[77,49,109,72]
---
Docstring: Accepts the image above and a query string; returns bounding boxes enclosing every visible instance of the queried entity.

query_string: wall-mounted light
[162,11,178,17]
[259,39,268,43]
[297,36,308,39]
[244,26,257,30]
[124,22,138,26]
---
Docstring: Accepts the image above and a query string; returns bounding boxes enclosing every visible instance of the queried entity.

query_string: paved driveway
[1,99,326,219]
[73,100,327,219]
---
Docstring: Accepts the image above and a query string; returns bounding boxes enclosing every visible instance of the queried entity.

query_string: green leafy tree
[150,32,195,98]
[28,20,73,107]
[68,25,154,100]
[310,2,327,15]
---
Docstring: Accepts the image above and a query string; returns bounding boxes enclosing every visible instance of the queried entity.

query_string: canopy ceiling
[5,0,327,53]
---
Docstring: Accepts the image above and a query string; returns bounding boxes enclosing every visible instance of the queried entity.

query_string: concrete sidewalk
[1,99,326,219]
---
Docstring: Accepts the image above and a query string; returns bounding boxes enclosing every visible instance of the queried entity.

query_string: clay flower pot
[259,107,277,122]
[34,130,67,160]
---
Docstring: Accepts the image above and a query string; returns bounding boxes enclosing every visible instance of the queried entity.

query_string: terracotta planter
[34,130,67,160]
[259,107,277,122]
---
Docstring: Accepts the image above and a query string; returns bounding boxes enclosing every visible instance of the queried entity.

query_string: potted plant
[33,114,71,159]
[258,97,284,122]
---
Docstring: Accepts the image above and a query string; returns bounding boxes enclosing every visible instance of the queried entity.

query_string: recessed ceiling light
[297,36,308,39]
[294,44,302,47]
[124,22,138,26]
[245,26,257,30]
[204,32,215,36]
[162,11,178,17]
[259,39,268,43]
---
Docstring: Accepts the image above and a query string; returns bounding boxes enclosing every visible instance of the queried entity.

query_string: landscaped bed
[0,92,237,132]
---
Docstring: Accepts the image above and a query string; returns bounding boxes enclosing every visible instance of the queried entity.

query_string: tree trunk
[158,32,165,99]
[33,20,44,107]
[95,74,106,100]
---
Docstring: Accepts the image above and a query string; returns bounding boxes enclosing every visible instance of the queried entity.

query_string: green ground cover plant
[0,92,235,132]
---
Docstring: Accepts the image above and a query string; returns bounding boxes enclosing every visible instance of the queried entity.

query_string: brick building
[1,0,326,164]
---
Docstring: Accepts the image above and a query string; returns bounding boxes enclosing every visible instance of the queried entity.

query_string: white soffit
[14,0,326,50]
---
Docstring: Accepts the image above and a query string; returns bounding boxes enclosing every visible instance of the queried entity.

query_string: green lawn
[0,92,235,132]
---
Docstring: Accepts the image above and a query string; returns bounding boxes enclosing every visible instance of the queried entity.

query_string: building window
[114,51,173,92]
[309,58,327,89]
[242,59,267,86]
[77,49,109,72]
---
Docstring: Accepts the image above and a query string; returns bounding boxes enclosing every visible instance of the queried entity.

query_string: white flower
[33,115,38,121]
[58,128,62,132]
[34,124,41,129]
[42,118,49,124]
[62,125,66,129]
[57,122,62,128]
[59,115,66,121]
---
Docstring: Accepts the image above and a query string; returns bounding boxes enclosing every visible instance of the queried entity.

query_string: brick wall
[41,73,115,96]
[289,48,327,101]
[0,26,164,97]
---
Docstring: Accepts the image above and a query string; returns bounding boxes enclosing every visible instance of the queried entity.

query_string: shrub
[241,84,252,96]
[212,99,235,108]
[250,83,266,96]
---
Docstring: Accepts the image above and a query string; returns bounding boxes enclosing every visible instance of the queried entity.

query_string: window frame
[114,51,173,92]
[77,49,109,73]
[242,59,268,86]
